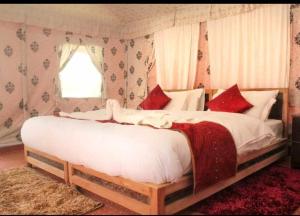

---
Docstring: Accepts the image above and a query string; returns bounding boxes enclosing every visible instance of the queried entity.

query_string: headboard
[205,88,289,138]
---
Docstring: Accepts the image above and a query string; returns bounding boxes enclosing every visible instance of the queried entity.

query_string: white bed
[21,110,281,185]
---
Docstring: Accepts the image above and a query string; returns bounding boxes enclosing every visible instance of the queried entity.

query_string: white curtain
[55,43,79,98]
[207,4,290,89]
[154,24,199,89]
[84,45,106,99]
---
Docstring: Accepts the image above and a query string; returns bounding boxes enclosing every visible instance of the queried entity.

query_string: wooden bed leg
[23,146,32,167]
[64,161,69,184]
[68,163,74,186]
[68,164,78,190]
[150,188,165,215]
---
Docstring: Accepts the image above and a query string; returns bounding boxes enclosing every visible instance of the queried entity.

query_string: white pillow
[163,89,205,111]
[212,89,278,120]
[185,88,205,111]
[163,91,189,111]
[241,90,278,120]
[260,98,277,121]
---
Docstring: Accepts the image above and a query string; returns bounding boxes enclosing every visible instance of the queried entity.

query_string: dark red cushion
[206,84,253,113]
[139,85,171,110]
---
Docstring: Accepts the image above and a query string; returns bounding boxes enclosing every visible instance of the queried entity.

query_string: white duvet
[21,100,276,184]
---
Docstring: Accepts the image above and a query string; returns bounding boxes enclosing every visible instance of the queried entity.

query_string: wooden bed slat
[71,164,153,196]
[24,146,69,183]
[25,146,65,164]
[27,156,65,179]
[70,175,152,214]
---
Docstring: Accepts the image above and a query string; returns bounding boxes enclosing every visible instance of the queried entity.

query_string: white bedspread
[21,107,276,184]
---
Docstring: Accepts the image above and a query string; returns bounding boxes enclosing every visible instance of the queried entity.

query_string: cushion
[260,98,277,121]
[163,88,205,111]
[212,88,279,120]
[242,90,279,120]
[185,88,205,111]
[139,85,171,110]
[163,91,189,111]
[207,84,253,113]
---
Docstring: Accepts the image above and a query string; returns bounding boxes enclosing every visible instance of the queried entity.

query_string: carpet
[187,165,300,215]
[0,167,103,215]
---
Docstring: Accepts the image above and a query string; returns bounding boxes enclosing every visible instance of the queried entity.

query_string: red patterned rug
[187,165,300,215]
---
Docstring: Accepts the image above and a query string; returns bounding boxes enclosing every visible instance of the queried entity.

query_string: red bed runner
[56,114,237,193]
[171,121,237,193]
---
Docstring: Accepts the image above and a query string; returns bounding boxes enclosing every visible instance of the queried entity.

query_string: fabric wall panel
[194,22,210,89]
[125,35,155,109]
[290,6,300,123]
[0,20,126,147]
[0,21,24,146]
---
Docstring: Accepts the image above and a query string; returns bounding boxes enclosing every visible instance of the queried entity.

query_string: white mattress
[21,113,277,184]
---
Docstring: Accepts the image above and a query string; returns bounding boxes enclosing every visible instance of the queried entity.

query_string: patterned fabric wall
[0,21,24,145]
[0,20,125,147]
[290,6,300,120]
[125,35,156,109]
[194,22,210,89]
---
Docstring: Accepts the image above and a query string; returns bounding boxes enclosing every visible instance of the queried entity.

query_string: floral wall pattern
[0,20,126,147]
[290,6,300,123]
[0,21,24,145]
[194,22,210,89]
[125,35,156,109]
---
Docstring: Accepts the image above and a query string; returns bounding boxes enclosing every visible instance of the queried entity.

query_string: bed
[22,88,289,215]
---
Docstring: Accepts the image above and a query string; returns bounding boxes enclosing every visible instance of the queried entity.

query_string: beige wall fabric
[289,6,300,119]
[194,22,210,89]
[0,21,126,147]
[125,35,156,109]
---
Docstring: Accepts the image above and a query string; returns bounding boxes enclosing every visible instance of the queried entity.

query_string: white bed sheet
[21,112,278,185]
[265,119,283,138]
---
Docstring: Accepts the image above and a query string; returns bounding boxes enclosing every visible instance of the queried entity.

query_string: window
[59,46,102,98]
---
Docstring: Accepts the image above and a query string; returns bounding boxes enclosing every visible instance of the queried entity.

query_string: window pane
[59,46,102,98]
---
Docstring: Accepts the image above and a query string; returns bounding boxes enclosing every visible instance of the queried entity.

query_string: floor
[0,144,299,215]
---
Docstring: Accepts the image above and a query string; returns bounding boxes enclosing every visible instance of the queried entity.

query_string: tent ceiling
[7,4,198,26]
[0,4,265,38]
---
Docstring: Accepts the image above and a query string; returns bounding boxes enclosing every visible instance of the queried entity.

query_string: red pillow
[139,85,171,110]
[207,84,253,113]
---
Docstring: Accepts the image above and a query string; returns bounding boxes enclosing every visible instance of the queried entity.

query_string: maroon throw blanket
[171,121,237,193]
[55,113,237,193]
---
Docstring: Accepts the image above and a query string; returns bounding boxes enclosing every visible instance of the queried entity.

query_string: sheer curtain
[55,43,79,98]
[207,4,290,89]
[154,24,199,89]
[84,45,106,99]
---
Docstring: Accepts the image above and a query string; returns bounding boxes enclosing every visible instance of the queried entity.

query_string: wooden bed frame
[24,88,289,215]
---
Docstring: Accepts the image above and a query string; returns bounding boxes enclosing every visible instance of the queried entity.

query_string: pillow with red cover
[139,85,171,110]
[206,84,253,113]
